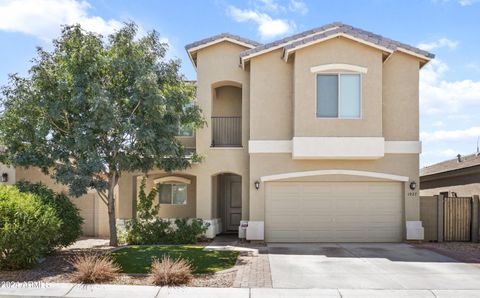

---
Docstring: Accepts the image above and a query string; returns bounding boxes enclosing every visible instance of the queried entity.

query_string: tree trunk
[107,173,119,246]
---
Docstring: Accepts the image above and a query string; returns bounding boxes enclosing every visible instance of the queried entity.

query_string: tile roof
[240,22,435,60]
[185,33,261,51]
[239,22,341,58]
[420,153,480,176]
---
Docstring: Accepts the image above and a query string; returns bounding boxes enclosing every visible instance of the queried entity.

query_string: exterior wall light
[1,173,8,182]
[254,180,260,190]
[409,181,417,190]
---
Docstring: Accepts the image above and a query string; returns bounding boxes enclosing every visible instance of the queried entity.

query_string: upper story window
[316,73,361,119]
[177,124,194,137]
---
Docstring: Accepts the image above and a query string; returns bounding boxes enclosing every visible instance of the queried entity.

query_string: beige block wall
[420,183,480,197]
[16,167,110,237]
[383,52,420,140]
[249,153,420,222]
[293,37,383,137]
[249,49,294,140]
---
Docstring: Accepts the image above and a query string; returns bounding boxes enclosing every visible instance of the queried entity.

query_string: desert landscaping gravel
[418,242,480,263]
[0,238,245,287]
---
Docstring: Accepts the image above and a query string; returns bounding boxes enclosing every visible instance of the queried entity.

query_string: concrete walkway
[1,283,480,298]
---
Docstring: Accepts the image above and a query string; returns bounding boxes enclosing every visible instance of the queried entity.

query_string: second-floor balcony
[211,116,241,147]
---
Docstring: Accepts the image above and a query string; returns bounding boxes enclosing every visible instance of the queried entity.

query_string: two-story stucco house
[11,22,433,242]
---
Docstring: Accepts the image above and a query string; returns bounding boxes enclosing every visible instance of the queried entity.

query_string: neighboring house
[13,22,433,242]
[420,153,480,197]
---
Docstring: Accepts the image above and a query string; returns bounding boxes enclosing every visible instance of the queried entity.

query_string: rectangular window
[316,74,361,118]
[177,124,194,137]
[159,184,187,205]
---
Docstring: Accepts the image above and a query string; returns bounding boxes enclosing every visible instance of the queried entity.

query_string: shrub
[150,256,192,286]
[70,254,120,284]
[16,181,83,248]
[0,185,61,270]
[124,218,171,245]
[170,218,209,244]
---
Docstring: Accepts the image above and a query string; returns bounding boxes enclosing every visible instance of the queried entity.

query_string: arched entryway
[212,173,242,233]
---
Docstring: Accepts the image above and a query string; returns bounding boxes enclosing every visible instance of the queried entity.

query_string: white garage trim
[260,169,409,182]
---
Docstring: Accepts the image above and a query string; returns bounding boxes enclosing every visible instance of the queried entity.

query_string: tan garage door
[265,181,403,242]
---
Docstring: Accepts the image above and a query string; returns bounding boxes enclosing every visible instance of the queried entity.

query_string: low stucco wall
[16,167,110,237]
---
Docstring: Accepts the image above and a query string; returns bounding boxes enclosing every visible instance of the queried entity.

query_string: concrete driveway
[267,243,480,290]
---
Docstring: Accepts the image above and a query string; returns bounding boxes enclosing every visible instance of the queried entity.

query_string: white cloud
[420,59,480,115]
[254,0,286,13]
[458,0,480,5]
[289,0,309,14]
[432,120,445,128]
[417,38,458,51]
[228,6,294,39]
[439,148,457,157]
[0,0,123,41]
[431,0,480,6]
[421,126,480,142]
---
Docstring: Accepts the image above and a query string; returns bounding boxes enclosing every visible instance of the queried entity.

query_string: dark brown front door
[225,175,242,232]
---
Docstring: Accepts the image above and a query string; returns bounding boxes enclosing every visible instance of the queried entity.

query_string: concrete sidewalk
[1,283,480,298]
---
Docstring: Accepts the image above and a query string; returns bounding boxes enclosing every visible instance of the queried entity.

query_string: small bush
[16,181,83,248]
[0,185,61,270]
[150,256,192,286]
[124,218,171,245]
[170,218,209,244]
[70,254,120,284]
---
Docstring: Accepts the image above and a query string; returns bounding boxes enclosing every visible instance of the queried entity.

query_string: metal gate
[443,197,472,241]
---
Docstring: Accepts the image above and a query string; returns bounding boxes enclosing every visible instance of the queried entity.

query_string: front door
[225,175,242,232]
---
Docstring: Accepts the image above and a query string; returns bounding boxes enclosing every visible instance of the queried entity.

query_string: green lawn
[110,245,239,274]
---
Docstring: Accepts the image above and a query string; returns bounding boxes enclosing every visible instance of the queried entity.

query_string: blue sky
[0,0,479,167]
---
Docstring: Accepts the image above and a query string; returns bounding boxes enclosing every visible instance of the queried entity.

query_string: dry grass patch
[70,254,120,284]
[150,256,193,286]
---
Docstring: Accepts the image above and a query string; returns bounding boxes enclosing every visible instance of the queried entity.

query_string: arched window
[154,176,191,205]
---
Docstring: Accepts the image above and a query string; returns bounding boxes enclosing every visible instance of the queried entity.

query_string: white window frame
[158,182,188,205]
[314,72,363,120]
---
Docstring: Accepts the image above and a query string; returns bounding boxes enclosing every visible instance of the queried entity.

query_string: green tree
[0,23,204,246]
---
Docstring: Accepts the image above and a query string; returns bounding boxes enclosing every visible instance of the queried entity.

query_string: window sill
[210,146,244,150]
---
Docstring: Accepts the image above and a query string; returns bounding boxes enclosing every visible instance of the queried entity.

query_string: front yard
[110,245,239,274]
[0,239,242,287]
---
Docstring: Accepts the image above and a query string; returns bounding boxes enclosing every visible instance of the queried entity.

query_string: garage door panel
[265,181,403,242]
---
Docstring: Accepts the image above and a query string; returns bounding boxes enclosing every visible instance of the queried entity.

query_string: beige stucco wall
[16,167,110,237]
[250,49,293,140]
[249,153,420,223]
[212,85,242,117]
[383,52,420,140]
[293,37,383,137]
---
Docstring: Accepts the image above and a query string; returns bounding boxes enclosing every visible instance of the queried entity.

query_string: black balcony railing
[211,116,242,147]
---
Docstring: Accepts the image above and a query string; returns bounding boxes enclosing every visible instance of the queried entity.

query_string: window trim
[158,182,188,205]
[314,72,363,120]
